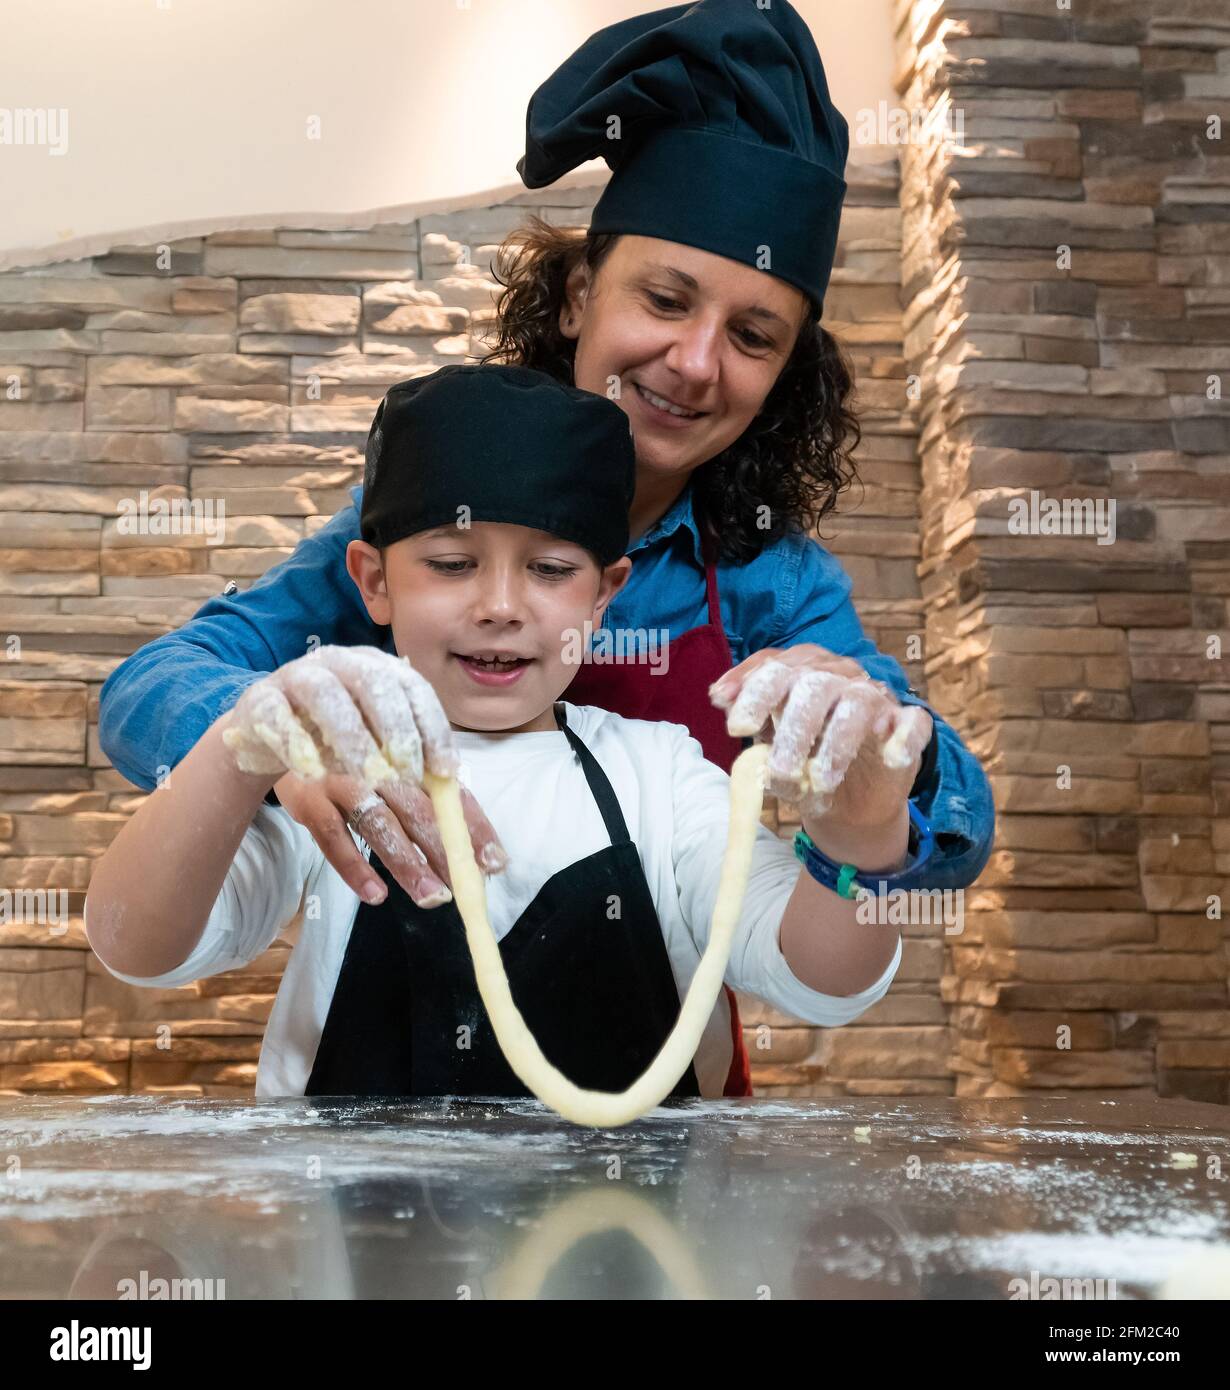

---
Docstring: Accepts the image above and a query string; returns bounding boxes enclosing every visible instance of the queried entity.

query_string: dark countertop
[3,1093,1229,1300]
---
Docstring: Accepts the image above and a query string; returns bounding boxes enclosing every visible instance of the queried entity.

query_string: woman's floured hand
[709,646,933,829]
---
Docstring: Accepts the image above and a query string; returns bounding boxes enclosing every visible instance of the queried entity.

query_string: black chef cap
[360,365,636,566]
[517,0,848,316]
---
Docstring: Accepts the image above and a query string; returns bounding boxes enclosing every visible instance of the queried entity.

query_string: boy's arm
[85,715,300,981]
[97,489,381,790]
[668,724,902,1026]
[88,644,462,986]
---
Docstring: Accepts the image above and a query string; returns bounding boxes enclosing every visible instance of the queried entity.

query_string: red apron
[563,523,754,1097]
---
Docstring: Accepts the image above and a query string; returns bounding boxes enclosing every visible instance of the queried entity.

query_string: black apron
[305,703,701,1099]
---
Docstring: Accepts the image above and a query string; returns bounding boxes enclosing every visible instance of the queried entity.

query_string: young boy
[85,365,909,1100]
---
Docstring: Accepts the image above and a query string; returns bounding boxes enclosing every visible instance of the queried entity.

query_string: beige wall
[0,0,897,270]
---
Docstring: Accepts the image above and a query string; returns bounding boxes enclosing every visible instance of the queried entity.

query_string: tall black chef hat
[517,0,848,316]
[360,364,636,566]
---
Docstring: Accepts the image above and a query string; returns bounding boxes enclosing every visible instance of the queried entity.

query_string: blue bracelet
[792,801,935,898]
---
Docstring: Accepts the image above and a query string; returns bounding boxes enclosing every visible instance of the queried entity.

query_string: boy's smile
[454,650,534,685]
[346,521,631,736]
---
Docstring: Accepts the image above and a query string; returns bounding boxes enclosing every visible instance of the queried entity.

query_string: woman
[98,0,994,1090]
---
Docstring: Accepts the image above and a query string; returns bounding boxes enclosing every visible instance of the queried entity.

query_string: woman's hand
[220,646,507,908]
[709,646,933,832]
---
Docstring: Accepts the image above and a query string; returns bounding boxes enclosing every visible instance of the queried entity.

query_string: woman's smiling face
[562,234,810,482]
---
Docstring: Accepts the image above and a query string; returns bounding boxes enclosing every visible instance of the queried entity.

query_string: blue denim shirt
[98,483,994,888]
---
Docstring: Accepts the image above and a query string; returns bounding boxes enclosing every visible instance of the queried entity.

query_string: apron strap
[553,703,632,847]
[698,519,723,630]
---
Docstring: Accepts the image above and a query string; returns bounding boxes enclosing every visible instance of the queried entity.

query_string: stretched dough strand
[422,742,770,1128]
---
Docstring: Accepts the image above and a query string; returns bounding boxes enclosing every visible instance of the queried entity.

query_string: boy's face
[347,522,631,735]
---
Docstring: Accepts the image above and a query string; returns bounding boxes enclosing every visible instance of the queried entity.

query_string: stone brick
[1153,1011,1230,1041]
[1156,1041,1230,1070]
[986,1011,1115,1049]
[844,1078,953,1096]
[0,1060,125,1090]
[745,1027,815,1065]
[239,292,360,336]
[0,1037,127,1062]
[0,951,83,1020]
[1158,1070,1230,1106]
[977,911,1155,950]
[129,1058,257,1089]
[997,983,1225,1011]
[174,395,289,433]
[819,1026,952,1079]
[993,1049,1154,1087]
[1141,876,1226,913]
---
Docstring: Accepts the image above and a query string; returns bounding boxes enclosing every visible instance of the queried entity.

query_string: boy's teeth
[467,655,523,669]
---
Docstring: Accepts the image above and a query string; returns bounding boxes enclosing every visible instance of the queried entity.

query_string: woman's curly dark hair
[480,215,861,564]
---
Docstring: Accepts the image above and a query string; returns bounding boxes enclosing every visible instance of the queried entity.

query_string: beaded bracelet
[792,800,935,898]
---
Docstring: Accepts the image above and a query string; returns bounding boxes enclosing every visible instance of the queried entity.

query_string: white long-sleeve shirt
[102,702,901,1097]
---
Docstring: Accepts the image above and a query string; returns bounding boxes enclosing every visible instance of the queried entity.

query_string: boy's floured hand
[272,769,506,910]
[221,645,456,785]
[709,647,933,830]
[219,647,507,909]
